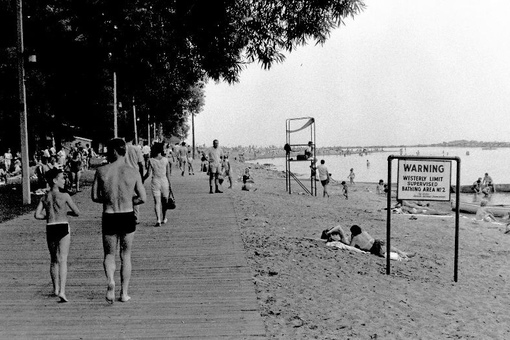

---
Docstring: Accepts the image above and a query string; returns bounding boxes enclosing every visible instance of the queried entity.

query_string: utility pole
[192,112,195,159]
[16,0,30,204]
[132,96,138,144]
[147,114,151,145]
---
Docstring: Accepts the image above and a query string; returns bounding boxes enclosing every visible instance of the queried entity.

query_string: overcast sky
[192,0,510,148]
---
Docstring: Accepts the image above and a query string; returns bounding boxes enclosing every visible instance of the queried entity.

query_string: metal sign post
[387,155,461,282]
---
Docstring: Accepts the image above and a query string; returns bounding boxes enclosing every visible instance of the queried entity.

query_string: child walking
[34,168,80,302]
[341,181,349,199]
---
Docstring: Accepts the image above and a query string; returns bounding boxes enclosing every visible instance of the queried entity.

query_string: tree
[0,0,365,149]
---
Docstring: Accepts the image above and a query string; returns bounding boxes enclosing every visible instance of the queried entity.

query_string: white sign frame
[397,159,452,201]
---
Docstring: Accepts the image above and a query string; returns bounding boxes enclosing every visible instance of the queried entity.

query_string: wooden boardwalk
[0,170,265,339]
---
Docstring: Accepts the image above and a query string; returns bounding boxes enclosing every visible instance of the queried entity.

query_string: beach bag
[165,188,176,210]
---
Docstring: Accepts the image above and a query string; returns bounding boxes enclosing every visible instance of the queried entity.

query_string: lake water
[254,146,509,187]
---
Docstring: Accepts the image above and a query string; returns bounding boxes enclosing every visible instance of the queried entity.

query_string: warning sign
[397,160,451,201]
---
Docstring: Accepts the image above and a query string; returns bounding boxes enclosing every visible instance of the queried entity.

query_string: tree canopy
[0,0,365,151]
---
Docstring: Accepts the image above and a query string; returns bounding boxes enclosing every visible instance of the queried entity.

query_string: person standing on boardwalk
[34,168,80,302]
[142,142,151,169]
[125,135,145,223]
[187,150,195,175]
[92,138,147,303]
[177,142,188,176]
[207,139,224,194]
[143,142,172,227]
[221,154,233,188]
[316,159,330,197]
[68,151,83,192]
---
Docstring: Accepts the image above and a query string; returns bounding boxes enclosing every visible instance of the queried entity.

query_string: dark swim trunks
[370,239,386,257]
[46,223,70,243]
[102,212,136,235]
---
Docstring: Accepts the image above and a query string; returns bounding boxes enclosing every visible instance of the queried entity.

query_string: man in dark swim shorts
[92,138,146,303]
[102,212,137,235]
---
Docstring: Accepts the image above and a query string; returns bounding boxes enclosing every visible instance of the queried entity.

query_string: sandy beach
[227,160,510,339]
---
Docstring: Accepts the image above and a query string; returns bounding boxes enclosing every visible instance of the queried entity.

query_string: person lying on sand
[322,225,415,260]
[349,225,415,260]
[475,200,497,222]
[395,200,449,216]
[320,225,367,254]
[321,225,350,243]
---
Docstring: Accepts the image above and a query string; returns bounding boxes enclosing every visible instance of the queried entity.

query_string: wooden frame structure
[285,117,317,196]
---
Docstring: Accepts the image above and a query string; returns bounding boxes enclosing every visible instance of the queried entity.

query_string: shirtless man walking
[207,139,224,194]
[92,138,146,303]
[177,142,188,176]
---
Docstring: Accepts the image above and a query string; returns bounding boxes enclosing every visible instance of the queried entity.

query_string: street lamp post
[16,0,31,204]
[192,112,195,159]
[113,71,118,137]
[147,114,151,145]
[132,96,138,144]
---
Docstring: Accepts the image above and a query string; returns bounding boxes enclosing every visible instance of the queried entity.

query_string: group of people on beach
[472,173,496,196]
[321,224,415,260]
[34,136,243,303]
[313,159,351,199]
[1,148,23,183]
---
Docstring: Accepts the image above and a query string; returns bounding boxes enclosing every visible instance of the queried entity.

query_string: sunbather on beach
[475,200,496,222]
[396,200,449,215]
[349,225,415,259]
[321,225,350,244]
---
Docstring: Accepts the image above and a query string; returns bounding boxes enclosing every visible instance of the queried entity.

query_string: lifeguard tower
[285,117,317,195]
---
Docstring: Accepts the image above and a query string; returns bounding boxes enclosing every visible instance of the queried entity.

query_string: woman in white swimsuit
[143,143,172,227]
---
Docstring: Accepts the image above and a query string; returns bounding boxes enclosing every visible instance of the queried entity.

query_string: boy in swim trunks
[34,168,80,302]
[92,138,146,303]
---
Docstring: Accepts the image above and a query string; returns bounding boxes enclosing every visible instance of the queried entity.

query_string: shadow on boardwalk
[0,171,265,339]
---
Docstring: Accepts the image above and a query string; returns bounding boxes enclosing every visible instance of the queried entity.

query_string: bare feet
[106,283,115,304]
[119,295,131,302]
[58,294,68,303]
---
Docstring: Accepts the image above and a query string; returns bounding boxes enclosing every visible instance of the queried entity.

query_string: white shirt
[207,147,224,166]
[317,164,329,181]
